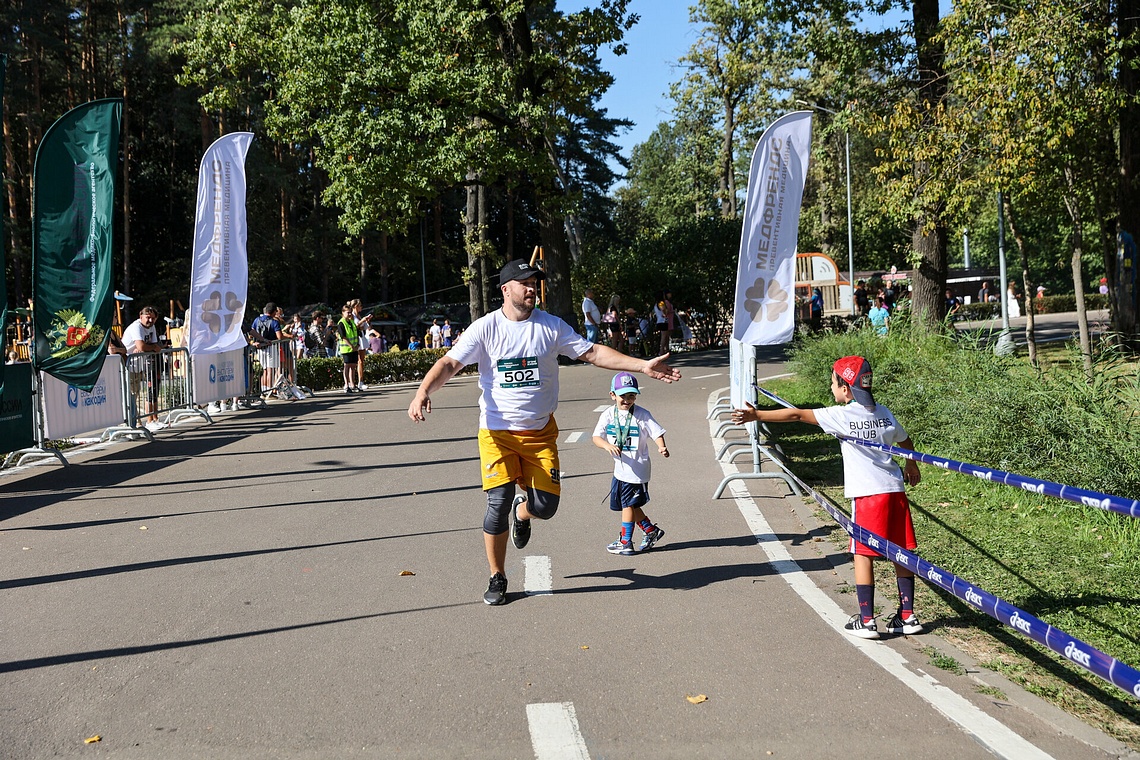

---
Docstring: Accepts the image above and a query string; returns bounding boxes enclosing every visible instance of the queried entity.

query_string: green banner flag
[32,98,122,392]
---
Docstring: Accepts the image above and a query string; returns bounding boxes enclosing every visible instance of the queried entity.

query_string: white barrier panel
[728,338,757,410]
[191,348,245,404]
[41,355,127,439]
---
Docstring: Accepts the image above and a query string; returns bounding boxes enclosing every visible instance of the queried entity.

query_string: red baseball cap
[833,356,875,408]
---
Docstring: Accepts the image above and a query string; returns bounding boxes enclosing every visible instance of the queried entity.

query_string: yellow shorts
[477,417,561,493]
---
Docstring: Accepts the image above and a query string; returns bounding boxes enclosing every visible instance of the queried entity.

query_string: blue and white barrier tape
[751,384,1140,699]
[754,386,1140,519]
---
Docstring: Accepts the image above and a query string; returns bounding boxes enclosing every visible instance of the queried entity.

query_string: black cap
[499,259,546,286]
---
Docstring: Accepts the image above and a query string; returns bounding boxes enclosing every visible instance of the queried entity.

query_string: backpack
[252,315,277,344]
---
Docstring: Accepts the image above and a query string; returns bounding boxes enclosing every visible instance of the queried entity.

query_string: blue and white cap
[611,371,640,395]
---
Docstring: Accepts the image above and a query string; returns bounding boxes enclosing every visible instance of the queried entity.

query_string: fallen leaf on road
[580,645,589,650]
[84,735,101,744]
[139,526,147,530]
[399,570,415,576]
[685,694,708,704]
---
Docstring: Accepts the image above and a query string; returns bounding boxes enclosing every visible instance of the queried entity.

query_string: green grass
[757,325,1140,747]
[923,647,967,676]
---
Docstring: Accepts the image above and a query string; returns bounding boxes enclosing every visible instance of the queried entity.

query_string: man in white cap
[408,258,681,605]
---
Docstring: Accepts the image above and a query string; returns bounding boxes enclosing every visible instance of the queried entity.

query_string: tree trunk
[505,187,515,261]
[478,183,494,311]
[910,0,949,329]
[537,199,574,325]
[432,198,443,265]
[1002,195,1037,365]
[117,4,131,294]
[379,231,390,303]
[465,171,484,322]
[1063,165,1093,377]
[358,235,369,302]
[1117,0,1140,341]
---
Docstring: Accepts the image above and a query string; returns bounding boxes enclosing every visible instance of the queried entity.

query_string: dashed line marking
[526,702,589,760]
[564,431,584,444]
[523,555,553,596]
[592,405,610,412]
[690,372,723,379]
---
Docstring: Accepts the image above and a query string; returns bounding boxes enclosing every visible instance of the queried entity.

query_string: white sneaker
[144,421,167,432]
[206,403,222,415]
[226,401,240,411]
[358,383,369,391]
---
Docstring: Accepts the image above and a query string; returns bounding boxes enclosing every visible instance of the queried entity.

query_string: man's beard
[508,291,535,315]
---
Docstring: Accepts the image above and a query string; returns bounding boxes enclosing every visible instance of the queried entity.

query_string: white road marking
[523,555,553,596]
[708,389,1053,760]
[526,702,590,760]
[690,372,723,379]
[592,404,610,412]
[565,431,584,443]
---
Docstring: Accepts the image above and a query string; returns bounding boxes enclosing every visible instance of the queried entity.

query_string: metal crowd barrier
[250,338,310,401]
[125,347,207,428]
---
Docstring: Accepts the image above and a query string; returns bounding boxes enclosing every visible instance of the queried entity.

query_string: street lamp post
[796,100,855,316]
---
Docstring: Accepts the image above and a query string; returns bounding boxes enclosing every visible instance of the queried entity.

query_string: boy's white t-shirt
[446,308,592,431]
[812,401,908,498]
[592,404,666,484]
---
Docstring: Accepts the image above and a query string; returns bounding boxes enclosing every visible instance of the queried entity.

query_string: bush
[296,349,475,391]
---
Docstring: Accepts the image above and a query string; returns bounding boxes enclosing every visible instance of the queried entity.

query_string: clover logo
[200,290,244,335]
[743,276,790,322]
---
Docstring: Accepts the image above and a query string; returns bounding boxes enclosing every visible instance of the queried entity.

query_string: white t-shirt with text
[592,403,666,484]
[446,308,593,431]
[121,319,158,354]
[813,401,908,498]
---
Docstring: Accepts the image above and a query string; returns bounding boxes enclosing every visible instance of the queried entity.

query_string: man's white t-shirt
[813,402,908,498]
[121,319,158,355]
[593,404,665,484]
[446,308,593,431]
[582,297,601,326]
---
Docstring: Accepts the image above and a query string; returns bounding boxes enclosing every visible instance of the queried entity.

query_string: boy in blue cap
[592,371,669,555]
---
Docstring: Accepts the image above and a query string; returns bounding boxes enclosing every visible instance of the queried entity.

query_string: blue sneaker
[606,539,634,556]
[638,526,665,552]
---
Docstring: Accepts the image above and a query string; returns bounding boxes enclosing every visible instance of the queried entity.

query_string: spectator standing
[854,280,870,316]
[1036,285,1046,300]
[603,295,624,352]
[350,299,372,391]
[944,288,962,321]
[430,318,443,349]
[978,280,992,305]
[442,319,454,348]
[408,334,422,350]
[1099,277,1109,295]
[307,311,328,357]
[591,371,668,555]
[336,304,362,393]
[367,329,386,354]
[407,259,681,606]
[654,290,675,354]
[123,305,165,430]
[582,288,602,343]
[882,282,897,313]
[732,356,924,639]
[810,287,824,330]
[868,297,890,336]
[1007,282,1021,319]
[250,303,285,392]
[288,313,306,360]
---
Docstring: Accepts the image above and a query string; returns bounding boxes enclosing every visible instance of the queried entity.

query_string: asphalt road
[0,349,1126,759]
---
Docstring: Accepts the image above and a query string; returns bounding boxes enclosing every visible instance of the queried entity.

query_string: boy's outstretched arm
[731,401,819,427]
[654,435,669,458]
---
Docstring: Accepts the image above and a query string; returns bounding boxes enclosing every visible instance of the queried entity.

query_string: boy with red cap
[592,371,669,555]
[732,356,923,639]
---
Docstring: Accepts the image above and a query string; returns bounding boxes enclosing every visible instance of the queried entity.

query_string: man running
[408,259,681,605]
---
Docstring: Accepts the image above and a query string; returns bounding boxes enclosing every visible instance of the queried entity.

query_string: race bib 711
[495,357,541,388]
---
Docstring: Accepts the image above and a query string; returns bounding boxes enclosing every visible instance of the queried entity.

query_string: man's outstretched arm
[579,343,681,383]
[408,356,466,422]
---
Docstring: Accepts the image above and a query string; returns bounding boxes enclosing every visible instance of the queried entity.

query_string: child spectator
[731,356,923,639]
[591,371,669,555]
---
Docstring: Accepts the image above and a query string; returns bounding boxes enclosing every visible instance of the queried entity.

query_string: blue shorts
[609,478,649,511]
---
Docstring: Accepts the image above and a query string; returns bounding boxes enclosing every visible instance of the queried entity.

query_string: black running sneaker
[483,573,508,606]
[510,494,531,549]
